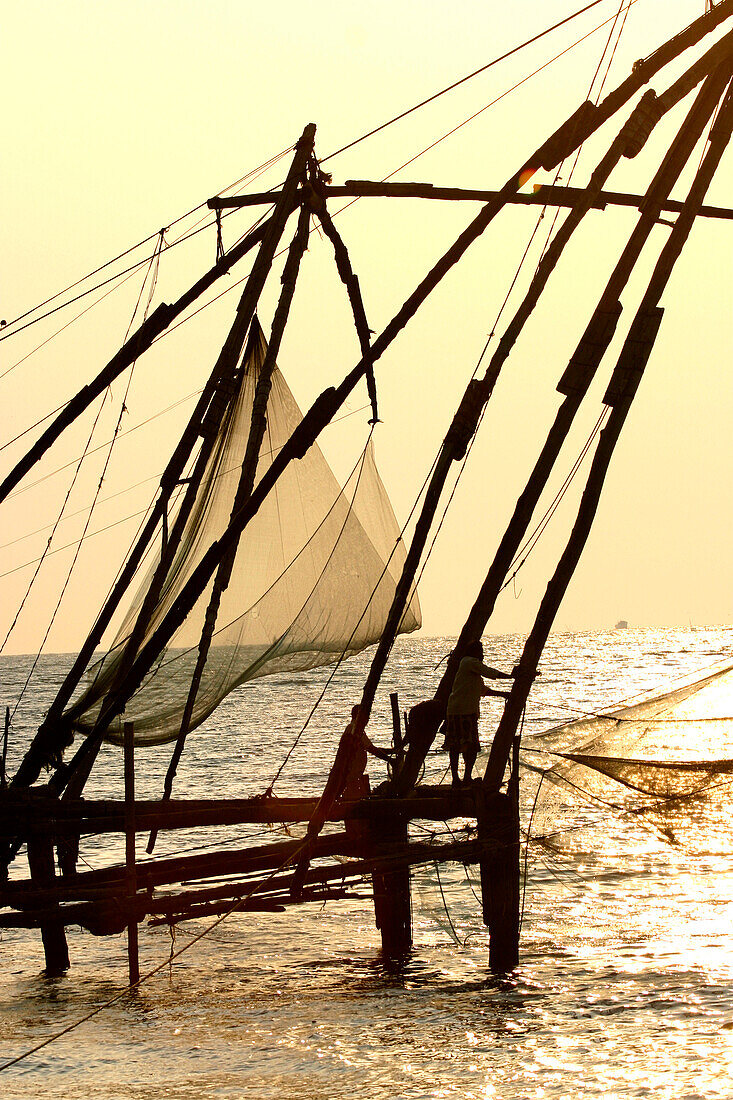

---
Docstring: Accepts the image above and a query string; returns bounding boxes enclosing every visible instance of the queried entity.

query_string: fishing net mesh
[72,321,420,745]
[522,659,733,850]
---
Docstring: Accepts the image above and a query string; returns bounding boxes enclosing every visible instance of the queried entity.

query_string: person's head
[464,639,483,660]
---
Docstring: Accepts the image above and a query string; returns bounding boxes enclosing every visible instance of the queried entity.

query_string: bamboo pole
[0,708,8,788]
[370,816,412,957]
[26,837,69,975]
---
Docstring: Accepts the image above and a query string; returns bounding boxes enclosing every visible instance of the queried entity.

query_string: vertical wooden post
[371,816,412,959]
[476,782,520,974]
[124,721,140,985]
[389,693,403,755]
[27,834,69,976]
[1,707,9,787]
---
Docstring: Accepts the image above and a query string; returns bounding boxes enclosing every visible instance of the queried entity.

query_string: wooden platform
[0,783,520,973]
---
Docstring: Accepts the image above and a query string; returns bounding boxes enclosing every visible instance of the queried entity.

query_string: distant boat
[615,620,629,629]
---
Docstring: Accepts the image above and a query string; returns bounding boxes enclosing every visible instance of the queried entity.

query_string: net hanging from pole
[523,658,733,831]
[70,321,421,746]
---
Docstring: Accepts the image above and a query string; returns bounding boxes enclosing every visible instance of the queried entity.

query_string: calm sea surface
[1,628,733,1099]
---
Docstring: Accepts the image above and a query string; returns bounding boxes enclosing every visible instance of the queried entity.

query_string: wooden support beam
[209,181,733,222]
[0,786,481,840]
[123,722,139,984]
[26,836,69,975]
[477,785,519,973]
[389,693,403,755]
[371,816,412,958]
[311,197,379,421]
[1,834,492,931]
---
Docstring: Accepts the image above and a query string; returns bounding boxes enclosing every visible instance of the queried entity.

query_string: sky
[1,0,732,656]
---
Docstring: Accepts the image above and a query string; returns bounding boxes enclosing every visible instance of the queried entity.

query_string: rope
[498,408,609,594]
[5,391,201,503]
[434,859,463,946]
[0,401,371,590]
[0,258,157,383]
[4,240,166,714]
[320,0,612,163]
[365,0,642,191]
[0,149,292,343]
[0,401,71,453]
[70,1,641,366]
[534,0,632,272]
[0,394,108,658]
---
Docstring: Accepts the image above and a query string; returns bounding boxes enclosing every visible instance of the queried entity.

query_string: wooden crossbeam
[208,181,733,221]
[0,836,488,931]
[0,786,480,838]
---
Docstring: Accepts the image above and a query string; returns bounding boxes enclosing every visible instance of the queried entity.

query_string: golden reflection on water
[2,631,733,1097]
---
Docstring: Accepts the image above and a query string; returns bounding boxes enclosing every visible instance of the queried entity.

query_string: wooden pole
[476,786,520,973]
[370,816,412,958]
[311,196,378,421]
[389,693,403,756]
[1,707,8,788]
[26,836,69,976]
[123,722,139,985]
[212,180,733,221]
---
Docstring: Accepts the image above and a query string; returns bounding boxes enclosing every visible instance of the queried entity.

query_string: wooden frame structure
[2,0,733,983]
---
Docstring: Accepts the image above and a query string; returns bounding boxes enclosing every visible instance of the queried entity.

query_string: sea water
[1,627,732,1099]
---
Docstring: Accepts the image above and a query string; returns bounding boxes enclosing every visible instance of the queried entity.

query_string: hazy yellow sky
[1,0,732,655]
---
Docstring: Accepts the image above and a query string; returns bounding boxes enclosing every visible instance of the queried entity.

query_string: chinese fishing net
[70,320,421,745]
[521,657,733,852]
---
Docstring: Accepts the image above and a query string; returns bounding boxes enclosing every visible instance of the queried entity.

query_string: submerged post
[27,833,69,976]
[124,721,140,985]
[476,770,520,974]
[370,816,412,959]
